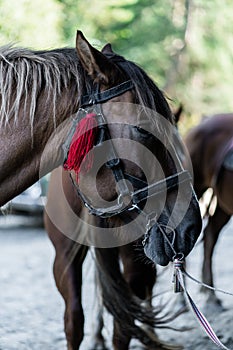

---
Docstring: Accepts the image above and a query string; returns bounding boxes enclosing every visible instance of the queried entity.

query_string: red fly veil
[63,113,97,181]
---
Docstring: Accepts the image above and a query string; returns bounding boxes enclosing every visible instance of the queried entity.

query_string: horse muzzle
[143,197,202,266]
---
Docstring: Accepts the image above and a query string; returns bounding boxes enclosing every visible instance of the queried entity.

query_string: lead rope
[182,269,233,298]
[157,225,231,350]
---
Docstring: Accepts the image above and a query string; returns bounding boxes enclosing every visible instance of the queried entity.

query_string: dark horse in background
[184,113,233,309]
[0,31,202,350]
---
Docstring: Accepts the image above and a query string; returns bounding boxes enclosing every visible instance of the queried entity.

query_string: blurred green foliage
[0,0,62,48]
[1,0,233,132]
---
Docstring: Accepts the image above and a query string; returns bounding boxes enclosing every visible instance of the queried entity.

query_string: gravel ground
[0,214,233,350]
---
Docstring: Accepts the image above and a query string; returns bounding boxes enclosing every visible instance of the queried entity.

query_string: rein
[173,258,231,350]
[158,229,232,350]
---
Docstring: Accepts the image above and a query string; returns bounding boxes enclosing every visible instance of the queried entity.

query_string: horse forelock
[0,45,81,131]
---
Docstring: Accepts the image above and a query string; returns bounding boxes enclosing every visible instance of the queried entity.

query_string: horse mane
[104,52,174,124]
[0,45,82,129]
[0,44,173,133]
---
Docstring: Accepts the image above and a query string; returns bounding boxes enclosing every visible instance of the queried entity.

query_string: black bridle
[63,80,191,227]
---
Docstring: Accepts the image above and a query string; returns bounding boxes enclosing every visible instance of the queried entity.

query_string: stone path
[0,214,232,349]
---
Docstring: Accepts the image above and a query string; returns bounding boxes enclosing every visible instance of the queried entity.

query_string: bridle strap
[93,103,134,199]
[132,170,192,205]
[69,170,191,218]
[63,79,135,204]
[80,80,134,107]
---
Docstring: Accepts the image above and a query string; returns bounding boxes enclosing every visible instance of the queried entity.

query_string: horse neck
[0,87,79,207]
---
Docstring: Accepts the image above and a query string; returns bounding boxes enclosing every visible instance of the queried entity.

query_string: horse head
[63,31,202,266]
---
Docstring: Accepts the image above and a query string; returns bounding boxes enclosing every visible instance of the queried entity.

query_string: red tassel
[64,113,97,181]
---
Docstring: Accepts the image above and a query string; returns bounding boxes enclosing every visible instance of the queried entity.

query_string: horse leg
[88,269,108,350]
[201,204,231,308]
[120,244,156,300]
[45,214,88,350]
[88,304,108,350]
[112,244,156,350]
[94,247,134,350]
[55,240,88,350]
[89,249,141,350]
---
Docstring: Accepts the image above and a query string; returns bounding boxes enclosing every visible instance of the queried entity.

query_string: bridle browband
[63,79,192,227]
[80,80,134,107]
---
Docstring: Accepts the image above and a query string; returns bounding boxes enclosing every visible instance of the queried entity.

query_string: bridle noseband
[63,80,192,226]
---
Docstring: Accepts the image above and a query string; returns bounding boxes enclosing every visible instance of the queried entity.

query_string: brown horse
[44,32,202,350]
[0,31,202,349]
[184,113,233,309]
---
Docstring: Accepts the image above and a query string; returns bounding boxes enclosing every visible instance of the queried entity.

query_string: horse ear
[76,31,115,85]
[101,43,114,54]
